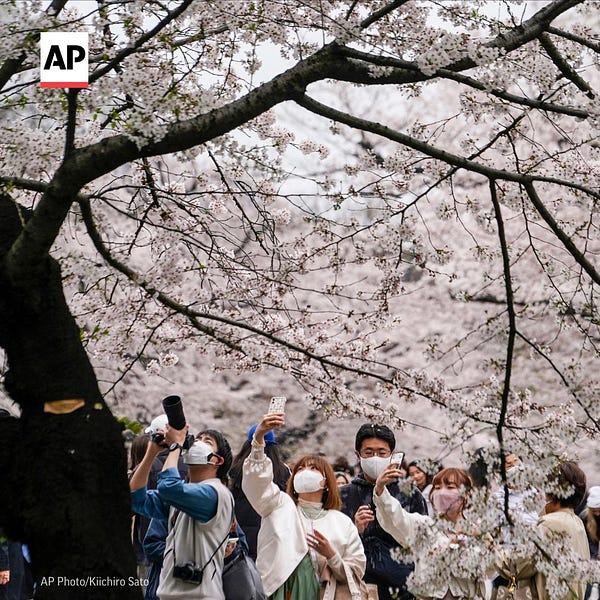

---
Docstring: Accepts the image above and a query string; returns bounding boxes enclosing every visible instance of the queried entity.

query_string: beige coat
[496,508,590,600]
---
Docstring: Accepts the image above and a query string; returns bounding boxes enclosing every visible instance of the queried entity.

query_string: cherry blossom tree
[0,0,598,598]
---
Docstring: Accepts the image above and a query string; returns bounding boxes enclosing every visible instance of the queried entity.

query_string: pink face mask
[431,488,462,514]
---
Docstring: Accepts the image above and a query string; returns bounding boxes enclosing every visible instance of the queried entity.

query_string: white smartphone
[267,396,287,414]
[390,451,404,466]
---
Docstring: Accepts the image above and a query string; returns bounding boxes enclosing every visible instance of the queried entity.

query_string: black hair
[408,459,436,488]
[228,440,290,491]
[130,434,150,471]
[354,423,396,453]
[197,429,232,484]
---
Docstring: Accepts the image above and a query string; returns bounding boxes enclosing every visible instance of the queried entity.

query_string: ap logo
[40,32,88,88]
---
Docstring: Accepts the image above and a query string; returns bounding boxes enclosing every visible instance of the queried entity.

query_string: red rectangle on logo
[40,82,89,88]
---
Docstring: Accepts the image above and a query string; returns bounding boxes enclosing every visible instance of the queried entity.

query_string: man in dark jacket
[0,534,24,600]
[340,424,427,600]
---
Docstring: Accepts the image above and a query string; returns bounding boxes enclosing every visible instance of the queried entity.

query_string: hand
[0,570,9,585]
[354,504,375,534]
[254,413,284,444]
[306,529,335,559]
[164,423,189,446]
[374,464,403,496]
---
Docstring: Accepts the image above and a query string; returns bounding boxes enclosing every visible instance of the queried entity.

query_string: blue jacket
[131,467,219,522]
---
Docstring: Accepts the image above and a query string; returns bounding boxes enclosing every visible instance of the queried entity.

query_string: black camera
[163,395,186,430]
[173,562,204,585]
[151,395,194,449]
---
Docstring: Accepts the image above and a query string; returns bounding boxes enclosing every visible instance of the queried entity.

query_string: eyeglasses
[360,450,391,458]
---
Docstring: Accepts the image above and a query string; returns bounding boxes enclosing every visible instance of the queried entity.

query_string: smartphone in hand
[267,396,287,414]
[390,451,404,466]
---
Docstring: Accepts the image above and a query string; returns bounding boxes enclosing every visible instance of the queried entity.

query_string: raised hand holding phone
[267,396,287,414]
[253,398,286,445]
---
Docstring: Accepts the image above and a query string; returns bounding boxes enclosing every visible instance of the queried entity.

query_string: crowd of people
[124,404,599,600]
[1,404,598,600]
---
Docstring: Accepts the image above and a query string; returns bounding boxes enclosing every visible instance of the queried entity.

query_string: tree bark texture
[0,194,141,599]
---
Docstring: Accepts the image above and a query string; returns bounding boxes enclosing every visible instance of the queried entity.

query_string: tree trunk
[0,195,141,599]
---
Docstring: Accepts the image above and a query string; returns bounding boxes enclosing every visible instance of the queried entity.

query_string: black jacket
[340,474,427,600]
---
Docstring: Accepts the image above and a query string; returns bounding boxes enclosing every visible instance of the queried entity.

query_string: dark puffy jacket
[340,474,427,600]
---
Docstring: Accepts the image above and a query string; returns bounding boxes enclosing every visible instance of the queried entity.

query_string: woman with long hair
[407,460,439,515]
[373,465,487,599]
[229,424,291,560]
[242,413,366,600]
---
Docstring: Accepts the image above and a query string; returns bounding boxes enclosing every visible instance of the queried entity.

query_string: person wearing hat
[144,414,189,490]
[228,423,291,560]
[130,424,234,600]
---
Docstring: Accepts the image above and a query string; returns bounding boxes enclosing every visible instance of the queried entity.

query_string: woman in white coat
[242,413,366,600]
[373,465,489,599]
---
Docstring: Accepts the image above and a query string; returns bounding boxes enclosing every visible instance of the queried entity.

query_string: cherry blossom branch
[538,32,595,98]
[337,47,590,119]
[6,42,336,276]
[77,199,449,401]
[523,182,600,286]
[295,94,600,283]
[295,94,598,196]
[88,0,196,85]
[516,332,600,431]
[327,0,583,86]
[546,25,600,53]
[0,0,68,89]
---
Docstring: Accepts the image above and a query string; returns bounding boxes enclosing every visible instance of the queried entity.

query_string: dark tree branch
[489,179,517,522]
[337,47,590,119]
[546,25,600,54]
[88,0,196,84]
[523,182,600,286]
[360,0,411,29]
[539,32,595,98]
[0,0,68,89]
[64,89,79,161]
[295,94,599,198]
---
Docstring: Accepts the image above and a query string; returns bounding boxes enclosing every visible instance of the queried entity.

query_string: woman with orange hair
[373,466,488,599]
[242,412,366,600]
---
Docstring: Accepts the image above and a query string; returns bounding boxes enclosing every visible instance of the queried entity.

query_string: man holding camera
[130,423,234,600]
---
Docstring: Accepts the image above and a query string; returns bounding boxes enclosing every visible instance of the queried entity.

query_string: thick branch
[523,182,600,286]
[328,0,583,85]
[5,44,335,277]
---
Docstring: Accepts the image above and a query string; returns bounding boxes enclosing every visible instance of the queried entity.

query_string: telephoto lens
[162,395,186,430]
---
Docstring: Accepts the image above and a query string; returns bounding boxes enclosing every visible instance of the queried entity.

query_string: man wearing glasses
[340,424,427,600]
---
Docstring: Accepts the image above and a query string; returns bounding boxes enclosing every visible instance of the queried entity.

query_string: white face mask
[184,440,215,465]
[360,456,391,480]
[293,469,325,494]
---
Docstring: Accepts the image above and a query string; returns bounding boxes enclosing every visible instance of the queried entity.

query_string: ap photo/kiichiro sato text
[39,575,148,589]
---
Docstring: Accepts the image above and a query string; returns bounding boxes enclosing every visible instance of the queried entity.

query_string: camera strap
[170,497,235,581]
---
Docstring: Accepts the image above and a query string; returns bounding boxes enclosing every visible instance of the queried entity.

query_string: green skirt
[269,553,320,600]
